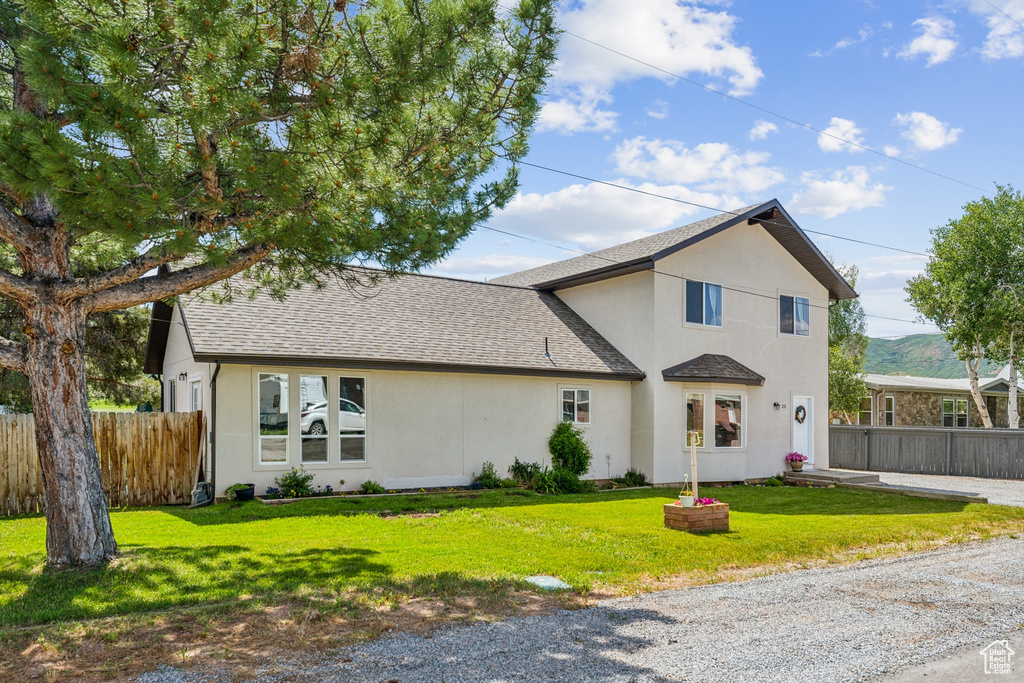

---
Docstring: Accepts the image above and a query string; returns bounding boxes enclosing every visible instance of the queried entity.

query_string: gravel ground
[137,536,1024,683]
[836,470,1024,507]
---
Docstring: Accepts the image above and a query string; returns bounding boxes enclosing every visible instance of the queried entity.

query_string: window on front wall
[685,280,723,327]
[686,393,704,447]
[300,375,329,463]
[780,295,810,336]
[562,388,591,424]
[858,396,872,425]
[714,394,743,448]
[339,377,367,461]
[258,373,289,463]
[884,396,895,426]
[942,397,968,428]
[167,379,176,413]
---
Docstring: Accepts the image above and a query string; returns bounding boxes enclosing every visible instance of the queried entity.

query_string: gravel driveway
[864,471,1024,508]
[138,536,1024,683]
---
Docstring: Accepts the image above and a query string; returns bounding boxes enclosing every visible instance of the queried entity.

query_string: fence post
[865,428,872,471]
[945,430,953,476]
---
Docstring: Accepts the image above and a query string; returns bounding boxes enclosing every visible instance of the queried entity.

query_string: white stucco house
[145,199,857,496]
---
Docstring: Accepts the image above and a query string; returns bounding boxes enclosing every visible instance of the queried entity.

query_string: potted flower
[226,483,256,502]
[785,452,808,472]
[678,476,695,507]
[694,497,721,506]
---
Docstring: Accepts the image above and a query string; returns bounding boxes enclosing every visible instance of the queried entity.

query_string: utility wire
[983,0,1024,31]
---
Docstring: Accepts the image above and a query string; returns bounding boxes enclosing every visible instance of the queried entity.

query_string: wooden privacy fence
[830,425,1024,480]
[0,411,205,516]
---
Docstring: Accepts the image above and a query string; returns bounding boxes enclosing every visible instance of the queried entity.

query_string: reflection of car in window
[299,398,366,435]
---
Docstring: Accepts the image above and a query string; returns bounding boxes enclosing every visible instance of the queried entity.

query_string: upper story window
[562,388,591,424]
[780,295,810,336]
[942,397,968,428]
[685,280,723,327]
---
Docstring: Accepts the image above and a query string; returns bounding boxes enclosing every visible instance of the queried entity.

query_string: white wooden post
[690,430,699,500]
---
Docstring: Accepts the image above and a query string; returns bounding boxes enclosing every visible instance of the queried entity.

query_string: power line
[983,0,1024,31]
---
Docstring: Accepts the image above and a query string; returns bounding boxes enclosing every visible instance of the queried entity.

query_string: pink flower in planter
[785,452,807,463]
[694,497,721,506]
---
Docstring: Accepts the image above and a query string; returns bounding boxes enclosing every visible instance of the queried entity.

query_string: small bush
[274,467,314,498]
[763,474,785,487]
[550,467,584,494]
[530,467,558,494]
[474,461,503,489]
[225,483,252,500]
[548,422,592,476]
[623,468,649,487]
[498,477,520,489]
[360,480,385,495]
[509,457,541,484]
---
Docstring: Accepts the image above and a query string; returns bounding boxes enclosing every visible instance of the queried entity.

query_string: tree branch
[0,335,26,373]
[57,244,183,301]
[0,199,36,253]
[83,243,273,313]
[0,266,37,305]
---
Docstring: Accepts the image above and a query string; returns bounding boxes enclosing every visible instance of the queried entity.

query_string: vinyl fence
[829,425,1024,480]
[0,411,205,516]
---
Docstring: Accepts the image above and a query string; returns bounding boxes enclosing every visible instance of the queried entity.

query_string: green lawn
[1,486,1022,628]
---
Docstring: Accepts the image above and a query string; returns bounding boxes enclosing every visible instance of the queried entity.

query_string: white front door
[792,396,814,466]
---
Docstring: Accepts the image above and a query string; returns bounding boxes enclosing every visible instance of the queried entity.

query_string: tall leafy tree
[0,0,556,566]
[828,261,867,422]
[907,185,1024,429]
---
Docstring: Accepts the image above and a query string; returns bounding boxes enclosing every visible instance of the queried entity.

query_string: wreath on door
[794,405,807,424]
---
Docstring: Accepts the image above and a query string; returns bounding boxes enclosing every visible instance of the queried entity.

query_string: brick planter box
[664,502,729,532]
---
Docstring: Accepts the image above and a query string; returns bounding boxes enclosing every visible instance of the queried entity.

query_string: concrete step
[785,469,881,485]
[839,482,988,504]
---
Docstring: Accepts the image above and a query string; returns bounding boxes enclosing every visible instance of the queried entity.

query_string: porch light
[178,372,187,382]
[773,402,781,410]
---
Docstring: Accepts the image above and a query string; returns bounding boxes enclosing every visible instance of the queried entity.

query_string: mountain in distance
[864,334,1001,379]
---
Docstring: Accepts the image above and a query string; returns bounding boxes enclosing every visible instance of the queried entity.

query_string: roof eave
[661,373,765,387]
[192,353,647,382]
[534,258,654,292]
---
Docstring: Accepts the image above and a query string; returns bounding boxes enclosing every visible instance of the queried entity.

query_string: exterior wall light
[178,372,187,382]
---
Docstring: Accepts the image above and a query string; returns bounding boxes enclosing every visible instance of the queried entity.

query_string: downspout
[210,361,221,496]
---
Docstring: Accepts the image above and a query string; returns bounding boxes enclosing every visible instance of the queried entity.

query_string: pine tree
[0,0,556,566]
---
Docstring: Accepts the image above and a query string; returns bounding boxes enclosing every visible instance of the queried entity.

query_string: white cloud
[539,0,763,134]
[894,111,962,151]
[490,182,743,251]
[818,117,865,153]
[749,120,779,140]
[645,99,670,120]
[883,145,902,157]
[965,0,1024,59]
[789,166,892,219]
[898,16,958,66]
[612,136,785,194]
[836,27,873,49]
[431,254,556,278]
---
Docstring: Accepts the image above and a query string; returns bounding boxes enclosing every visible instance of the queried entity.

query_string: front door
[792,395,814,466]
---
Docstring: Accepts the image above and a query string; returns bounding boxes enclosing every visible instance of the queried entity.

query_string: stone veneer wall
[871,390,1024,428]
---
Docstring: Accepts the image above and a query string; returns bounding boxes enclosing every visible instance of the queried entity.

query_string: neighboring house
[145,199,856,496]
[858,365,1024,428]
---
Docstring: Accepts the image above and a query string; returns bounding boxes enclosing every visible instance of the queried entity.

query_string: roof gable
[491,200,856,300]
[662,354,765,386]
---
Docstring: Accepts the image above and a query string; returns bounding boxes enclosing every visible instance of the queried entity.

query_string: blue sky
[425,0,1024,338]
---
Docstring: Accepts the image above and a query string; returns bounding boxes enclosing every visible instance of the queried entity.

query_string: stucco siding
[211,364,633,497]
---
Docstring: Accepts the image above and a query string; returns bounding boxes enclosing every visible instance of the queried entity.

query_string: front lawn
[2,486,1022,630]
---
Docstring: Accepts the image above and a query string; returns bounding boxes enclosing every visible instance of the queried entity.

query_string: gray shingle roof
[662,354,766,386]
[863,366,1023,393]
[179,271,644,380]
[491,200,858,300]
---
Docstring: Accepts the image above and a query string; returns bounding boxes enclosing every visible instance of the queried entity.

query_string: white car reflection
[300,398,366,435]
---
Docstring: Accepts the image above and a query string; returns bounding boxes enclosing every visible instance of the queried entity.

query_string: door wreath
[794,405,807,424]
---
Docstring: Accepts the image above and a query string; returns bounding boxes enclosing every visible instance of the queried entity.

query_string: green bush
[623,467,649,487]
[498,477,520,489]
[274,467,314,498]
[548,422,592,476]
[360,480,385,495]
[550,467,584,494]
[508,457,541,484]
[530,467,558,494]
[474,461,503,489]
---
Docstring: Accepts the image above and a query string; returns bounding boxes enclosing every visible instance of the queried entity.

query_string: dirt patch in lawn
[0,588,587,682]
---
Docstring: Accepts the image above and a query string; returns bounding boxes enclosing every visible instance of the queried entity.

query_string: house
[857,366,1024,428]
[145,199,856,496]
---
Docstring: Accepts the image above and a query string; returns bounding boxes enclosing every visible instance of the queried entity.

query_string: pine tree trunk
[1009,335,1019,430]
[967,342,993,429]
[26,298,118,566]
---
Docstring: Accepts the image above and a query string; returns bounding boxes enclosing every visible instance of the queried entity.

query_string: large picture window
[562,388,591,424]
[942,397,968,428]
[780,295,810,336]
[300,375,329,463]
[339,377,367,461]
[258,373,289,463]
[714,394,743,448]
[685,280,723,327]
[686,393,704,447]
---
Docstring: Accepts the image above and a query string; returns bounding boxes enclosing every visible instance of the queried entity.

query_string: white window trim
[685,392,705,448]
[683,279,725,330]
[167,379,176,413]
[254,368,292,469]
[189,377,203,412]
[941,395,969,428]
[713,392,746,450]
[299,374,330,466]
[883,394,895,426]
[337,374,369,464]
[559,385,592,425]
[857,394,873,426]
[778,291,812,339]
